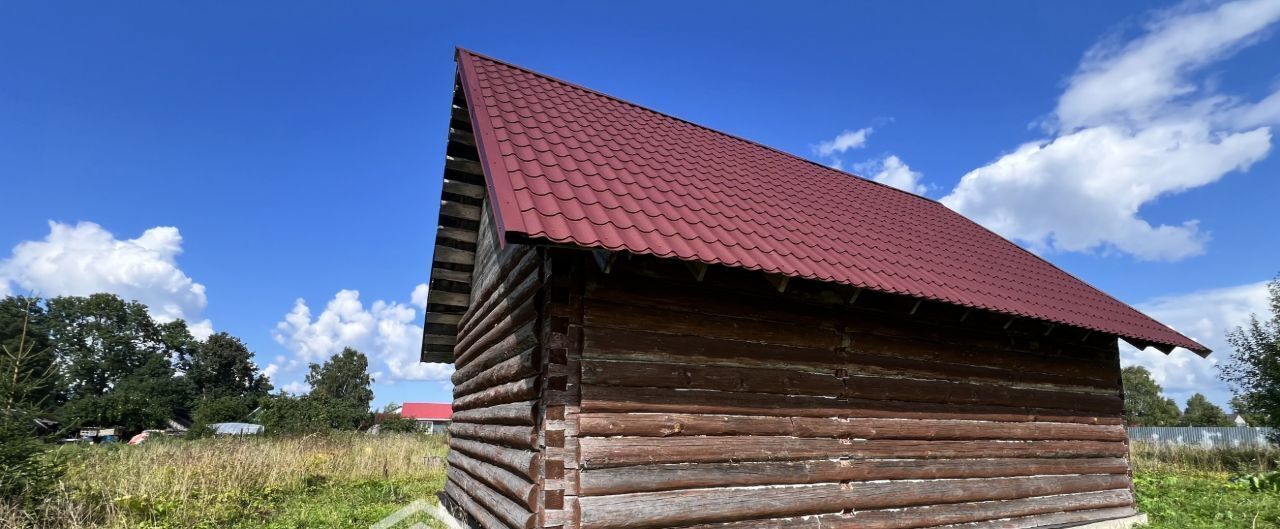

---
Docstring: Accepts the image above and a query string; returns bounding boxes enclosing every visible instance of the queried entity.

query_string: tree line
[1123,275,1280,434]
[0,293,377,438]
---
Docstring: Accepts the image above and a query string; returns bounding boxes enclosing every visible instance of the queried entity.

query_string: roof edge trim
[456,48,526,246]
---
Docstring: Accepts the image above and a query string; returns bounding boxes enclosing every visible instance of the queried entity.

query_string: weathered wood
[576,474,1129,529]
[581,359,1121,413]
[460,245,540,335]
[454,377,539,411]
[955,506,1139,529]
[577,413,1127,441]
[581,385,1122,425]
[450,422,537,449]
[580,436,1127,468]
[580,457,1131,496]
[434,249,477,272]
[452,400,538,426]
[677,489,1134,529]
[449,127,477,147]
[452,322,538,383]
[454,346,539,397]
[448,466,534,529]
[455,302,539,368]
[456,270,543,362]
[446,479,512,529]
[450,437,540,479]
[583,327,1116,392]
[584,274,1117,373]
[438,225,480,244]
[448,450,538,508]
[441,200,483,222]
[446,156,485,176]
[431,265,474,283]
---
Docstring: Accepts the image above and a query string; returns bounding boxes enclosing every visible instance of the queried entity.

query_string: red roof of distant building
[454,49,1208,355]
[400,403,452,420]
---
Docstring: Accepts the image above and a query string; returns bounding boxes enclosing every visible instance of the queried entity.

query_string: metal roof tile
[454,49,1209,355]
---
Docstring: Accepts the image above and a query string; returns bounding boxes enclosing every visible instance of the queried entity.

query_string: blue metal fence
[1128,427,1275,448]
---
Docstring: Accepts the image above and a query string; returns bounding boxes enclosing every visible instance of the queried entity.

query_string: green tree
[257,394,369,434]
[45,294,194,432]
[1122,366,1182,426]
[0,296,61,412]
[1180,393,1233,427]
[1221,276,1280,437]
[305,347,373,414]
[180,332,272,401]
[0,298,63,507]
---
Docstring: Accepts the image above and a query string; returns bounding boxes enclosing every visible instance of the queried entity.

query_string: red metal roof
[454,49,1209,355]
[400,402,452,420]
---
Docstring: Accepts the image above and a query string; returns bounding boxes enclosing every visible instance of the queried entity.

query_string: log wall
[443,202,543,529]
[570,256,1136,529]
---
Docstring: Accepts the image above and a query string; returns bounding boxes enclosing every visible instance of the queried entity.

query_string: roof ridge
[454,47,943,206]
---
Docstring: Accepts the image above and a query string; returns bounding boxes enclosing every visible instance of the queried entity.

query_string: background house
[400,402,452,434]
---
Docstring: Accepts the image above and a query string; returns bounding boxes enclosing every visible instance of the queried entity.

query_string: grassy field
[6,435,1280,528]
[3,433,450,529]
[1132,443,1280,528]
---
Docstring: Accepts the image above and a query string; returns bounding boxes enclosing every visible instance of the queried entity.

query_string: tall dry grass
[7,433,448,529]
[1130,441,1280,474]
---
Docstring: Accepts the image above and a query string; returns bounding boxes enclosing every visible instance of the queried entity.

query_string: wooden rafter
[421,75,489,363]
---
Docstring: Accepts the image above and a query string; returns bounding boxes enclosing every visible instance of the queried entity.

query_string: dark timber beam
[422,74,485,364]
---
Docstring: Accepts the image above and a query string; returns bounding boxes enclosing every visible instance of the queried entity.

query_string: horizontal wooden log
[451,104,472,124]
[441,200,482,222]
[451,400,537,426]
[450,127,477,147]
[677,489,1134,529]
[448,466,533,529]
[434,244,477,266]
[577,474,1130,529]
[585,298,842,350]
[452,322,538,384]
[581,385,1123,425]
[577,413,1127,441]
[455,305,539,371]
[450,437,539,479]
[437,225,479,244]
[585,269,1116,364]
[580,457,1131,496]
[425,289,469,308]
[449,421,536,449]
[454,346,538,397]
[454,376,538,411]
[444,178,484,200]
[583,327,1115,393]
[446,156,485,176]
[460,260,540,345]
[459,240,539,332]
[446,479,511,529]
[448,450,537,508]
[958,506,1138,529]
[580,436,1127,468]
[581,359,1121,414]
[456,271,542,363]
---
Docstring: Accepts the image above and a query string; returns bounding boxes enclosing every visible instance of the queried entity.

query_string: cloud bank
[0,221,213,339]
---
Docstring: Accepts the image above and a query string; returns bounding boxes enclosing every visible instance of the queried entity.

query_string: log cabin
[420,48,1209,529]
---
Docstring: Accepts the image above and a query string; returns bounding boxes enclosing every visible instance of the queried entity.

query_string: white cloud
[411,283,430,309]
[1057,0,1280,130]
[855,155,928,195]
[0,221,213,339]
[1121,280,1271,407]
[272,287,453,385]
[280,381,310,395]
[815,127,873,157]
[943,0,1280,261]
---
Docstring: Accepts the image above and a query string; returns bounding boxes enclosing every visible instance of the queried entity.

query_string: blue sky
[2,1,1278,409]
